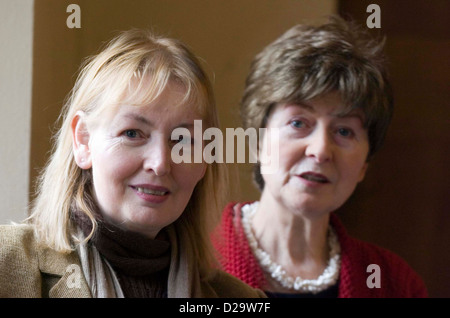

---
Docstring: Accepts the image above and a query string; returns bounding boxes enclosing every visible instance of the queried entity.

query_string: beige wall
[30,0,336,206]
[0,0,34,223]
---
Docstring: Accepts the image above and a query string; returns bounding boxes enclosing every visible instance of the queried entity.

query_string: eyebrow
[292,102,364,121]
[124,113,152,126]
[295,102,314,112]
[122,113,196,129]
[334,110,365,123]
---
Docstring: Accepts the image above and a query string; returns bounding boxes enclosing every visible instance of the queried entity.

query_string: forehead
[122,79,188,108]
[278,92,365,120]
[95,80,205,125]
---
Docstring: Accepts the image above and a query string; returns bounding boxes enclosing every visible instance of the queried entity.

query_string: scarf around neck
[72,209,171,297]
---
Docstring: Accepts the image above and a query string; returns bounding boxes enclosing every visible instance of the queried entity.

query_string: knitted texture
[212,202,266,288]
[212,202,428,298]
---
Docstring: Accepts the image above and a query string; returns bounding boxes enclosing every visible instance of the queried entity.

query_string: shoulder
[331,213,416,271]
[345,235,417,274]
[348,238,427,297]
[0,223,35,239]
[331,215,428,297]
[204,269,266,298]
[0,224,90,298]
[0,224,38,257]
[0,224,42,297]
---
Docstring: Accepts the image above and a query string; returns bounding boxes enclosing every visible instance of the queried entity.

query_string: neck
[253,192,331,280]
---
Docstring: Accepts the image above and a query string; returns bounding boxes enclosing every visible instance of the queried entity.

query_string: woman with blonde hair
[0,29,265,298]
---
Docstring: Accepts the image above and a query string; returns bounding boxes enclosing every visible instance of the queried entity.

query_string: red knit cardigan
[212,202,428,298]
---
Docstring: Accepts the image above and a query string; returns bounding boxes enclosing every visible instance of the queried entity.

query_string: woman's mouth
[130,184,170,203]
[299,172,330,184]
[134,187,168,196]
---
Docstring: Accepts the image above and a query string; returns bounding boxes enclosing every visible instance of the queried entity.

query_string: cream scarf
[76,222,205,298]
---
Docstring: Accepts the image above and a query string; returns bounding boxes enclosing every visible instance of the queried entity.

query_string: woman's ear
[71,111,92,169]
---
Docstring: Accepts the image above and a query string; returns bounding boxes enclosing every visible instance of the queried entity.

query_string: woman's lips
[298,172,330,184]
[130,184,170,203]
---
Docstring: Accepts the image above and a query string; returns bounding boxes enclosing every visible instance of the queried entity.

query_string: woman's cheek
[176,162,206,188]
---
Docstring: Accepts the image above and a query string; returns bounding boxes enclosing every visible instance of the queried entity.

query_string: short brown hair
[241,16,394,190]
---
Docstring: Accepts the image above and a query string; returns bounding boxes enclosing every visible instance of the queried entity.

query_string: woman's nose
[304,127,333,163]
[143,138,171,176]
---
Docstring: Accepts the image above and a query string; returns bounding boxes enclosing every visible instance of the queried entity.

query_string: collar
[38,244,91,297]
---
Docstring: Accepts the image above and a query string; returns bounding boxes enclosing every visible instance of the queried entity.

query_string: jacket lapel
[38,245,92,298]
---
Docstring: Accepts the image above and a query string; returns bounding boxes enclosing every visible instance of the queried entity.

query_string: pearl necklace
[241,202,341,294]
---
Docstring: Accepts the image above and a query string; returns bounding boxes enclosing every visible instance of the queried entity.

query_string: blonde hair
[28,29,227,270]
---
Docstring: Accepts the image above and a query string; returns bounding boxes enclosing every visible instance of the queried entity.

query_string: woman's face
[259,92,369,217]
[72,81,206,238]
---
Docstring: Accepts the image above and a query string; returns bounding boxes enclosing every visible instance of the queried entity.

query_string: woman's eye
[290,120,306,129]
[123,129,139,138]
[337,127,354,138]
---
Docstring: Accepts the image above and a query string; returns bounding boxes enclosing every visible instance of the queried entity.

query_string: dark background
[338,0,450,297]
